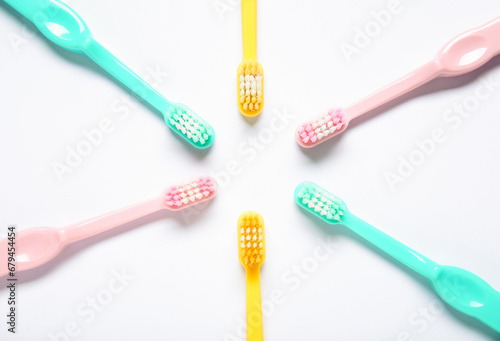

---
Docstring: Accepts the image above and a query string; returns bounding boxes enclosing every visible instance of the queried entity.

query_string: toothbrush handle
[343,214,439,279]
[432,265,500,333]
[61,197,164,244]
[242,0,258,59]
[436,16,500,76]
[83,39,172,115]
[3,0,39,20]
[246,269,264,341]
[344,61,442,120]
[344,17,500,121]
[480,290,500,333]
[344,214,500,332]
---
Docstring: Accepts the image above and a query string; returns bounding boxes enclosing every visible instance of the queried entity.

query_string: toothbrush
[238,211,266,341]
[0,176,217,277]
[3,0,215,149]
[296,16,500,148]
[237,0,264,117]
[294,181,500,333]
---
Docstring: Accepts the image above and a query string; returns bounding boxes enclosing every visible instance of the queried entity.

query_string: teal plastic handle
[83,39,172,114]
[3,0,215,149]
[344,214,500,333]
[343,214,439,279]
[295,181,500,333]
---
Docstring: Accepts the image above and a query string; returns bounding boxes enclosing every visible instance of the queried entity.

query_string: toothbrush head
[294,181,347,224]
[238,211,265,269]
[165,104,215,149]
[237,60,264,116]
[164,176,217,210]
[296,109,348,148]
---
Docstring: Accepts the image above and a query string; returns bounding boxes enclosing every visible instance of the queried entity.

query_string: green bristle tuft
[294,181,347,224]
[165,104,215,149]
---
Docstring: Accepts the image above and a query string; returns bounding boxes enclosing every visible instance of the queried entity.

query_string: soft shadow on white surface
[0,1,216,158]
[0,198,214,285]
[298,54,500,162]
[294,205,500,340]
[1,0,499,340]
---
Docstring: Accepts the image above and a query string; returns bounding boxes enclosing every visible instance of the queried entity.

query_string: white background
[1,0,500,340]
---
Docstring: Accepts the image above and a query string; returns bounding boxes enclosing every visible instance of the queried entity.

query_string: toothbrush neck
[61,197,164,244]
[342,214,440,280]
[245,268,263,341]
[242,0,258,60]
[82,39,173,115]
[343,61,442,121]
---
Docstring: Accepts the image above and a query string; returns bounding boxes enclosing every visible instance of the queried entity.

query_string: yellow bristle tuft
[238,211,265,268]
[237,60,264,116]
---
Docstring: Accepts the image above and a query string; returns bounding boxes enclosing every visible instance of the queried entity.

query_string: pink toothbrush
[0,176,217,277]
[297,17,500,148]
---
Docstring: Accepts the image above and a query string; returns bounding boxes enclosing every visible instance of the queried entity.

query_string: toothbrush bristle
[297,109,345,147]
[166,104,215,148]
[238,61,263,113]
[238,211,265,268]
[164,176,217,209]
[295,181,346,223]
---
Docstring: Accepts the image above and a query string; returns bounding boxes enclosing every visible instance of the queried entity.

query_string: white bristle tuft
[164,176,217,209]
[297,109,346,146]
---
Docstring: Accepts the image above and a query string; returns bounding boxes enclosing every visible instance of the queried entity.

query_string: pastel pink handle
[0,176,217,277]
[344,61,441,120]
[61,197,164,244]
[344,16,500,120]
[437,16,500,76]
[0,197,165,278]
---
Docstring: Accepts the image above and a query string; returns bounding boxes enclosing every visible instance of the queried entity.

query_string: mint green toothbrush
[3,0,214,149]
[295,181,500,333]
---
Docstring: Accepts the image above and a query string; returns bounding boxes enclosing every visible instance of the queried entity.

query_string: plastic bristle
[166,104,215,149]
[238,61,263,114]
[238,211,265,268]
[294,181,347,223]
[164,176,217,210]
[297,109,345,146]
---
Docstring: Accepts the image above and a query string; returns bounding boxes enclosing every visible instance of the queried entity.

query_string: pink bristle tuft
[296,109,346,147]
[164,176,217,209]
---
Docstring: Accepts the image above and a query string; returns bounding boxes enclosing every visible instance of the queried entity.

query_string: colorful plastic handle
[242,0,258,60]
[3,0,215,149]
[344,214,500,333]
[0,197,163,277]
[4,0,172,113]
[295,181,500,333]
[0,177,217,277]
[344,16,500,120]
[246,270,264,341]
[296,16,500,148]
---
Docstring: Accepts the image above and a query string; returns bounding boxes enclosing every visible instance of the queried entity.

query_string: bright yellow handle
[246,268,263,341]
[242,0,257,59]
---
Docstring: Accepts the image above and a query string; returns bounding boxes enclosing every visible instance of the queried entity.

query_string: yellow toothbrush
[238,211,265,341]
[237,0,264,117]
